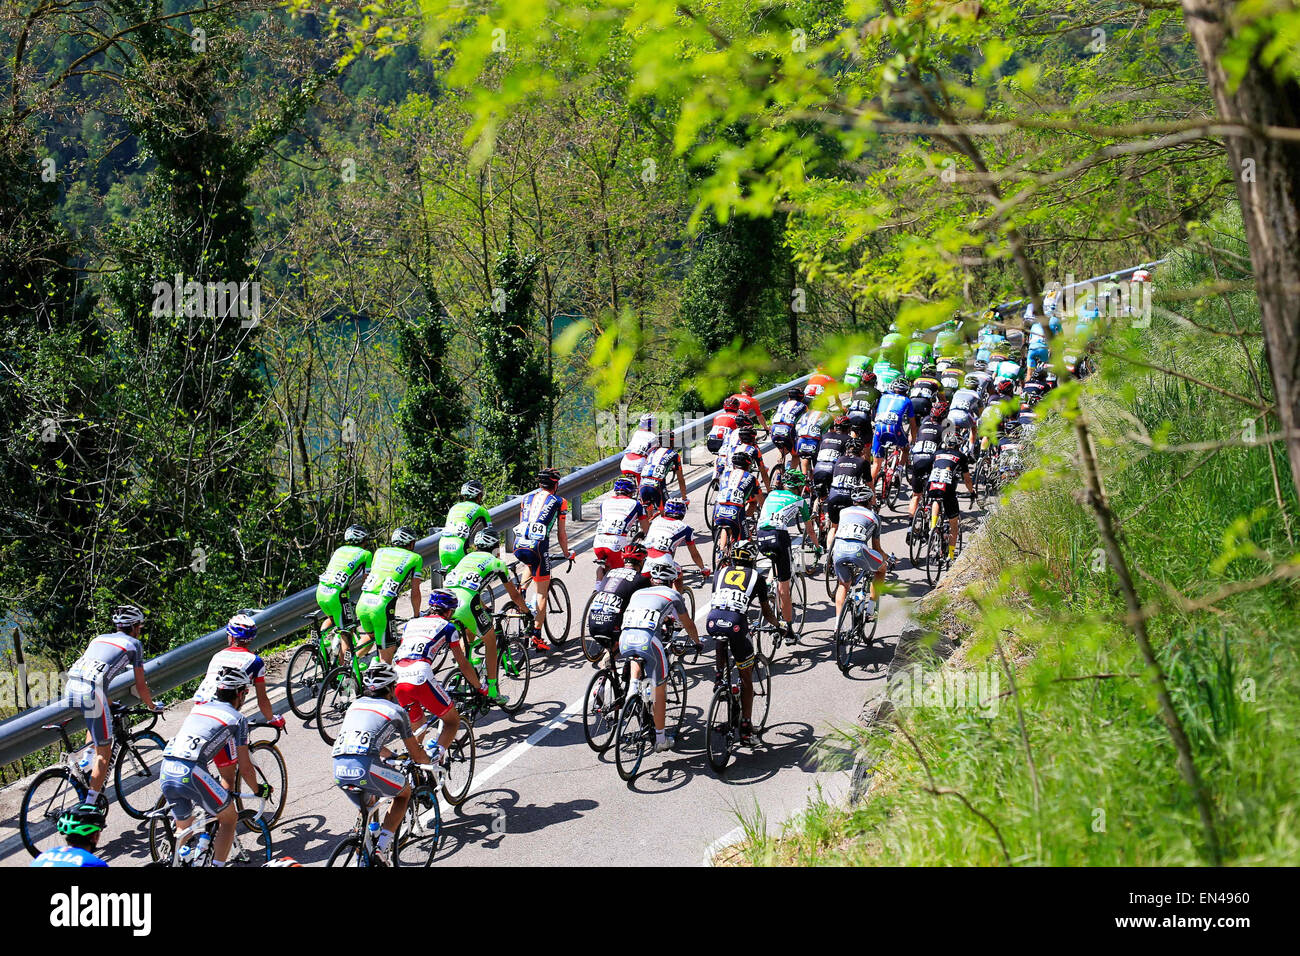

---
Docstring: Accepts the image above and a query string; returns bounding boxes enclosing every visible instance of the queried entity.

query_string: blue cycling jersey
[31,845,107,867]
[873,393,914,431]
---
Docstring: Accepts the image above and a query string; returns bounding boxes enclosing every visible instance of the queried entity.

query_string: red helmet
[931,401,950,419]
[861,371,877,386]
[834,414,850,429]
[740,382,755,396]
[722,396,740,412]
[622,542,648,566]
[996,379,1014,395]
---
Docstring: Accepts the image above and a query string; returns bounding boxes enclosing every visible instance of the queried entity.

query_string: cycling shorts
[706,436,725,454]
[704,610,756,670]
[356,593,398,649]
[811,466,834,499]
[928,485,960,520]
[160,758,229,820]
[1026,345,1049,368]
[756,527,793,582]
[638,481,665,511]
[771,423,795,451]
[871,425,906,459]
[826,493,853,524]
[513,542,552,581]
[618,629,668,688]
[64,679,112,746]
[847,410,871,433]
[593,546,626,571]
[949,410,975,432]
[712,502,744,534]
[451,588,492,640]
[315,582,357,632]
[831,541,884,585]
[333,757,407,810]
[796,436,820,460]
[909,457,934,494]
[395,675,454,725]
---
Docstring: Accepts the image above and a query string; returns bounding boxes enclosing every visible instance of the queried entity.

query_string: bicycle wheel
[146,799,174,863]
[885,467,900,511]
[114,730,166,819]
[496,633,531,714]
[751,656,773,731]
[615,698,650,781]
[908,513,925,566]
[665,662,687,736]
[236,741,288,830]
[316,667,357,746]
[834,600,859,673]
[679,583,695,619]
[396,786,442,866]
[327,835,367,867]
[926,529,945,587]
[703,480,718,532]
[285,643,327,719]
[705,689,735,773]
[440,718,476,807]
[789,572,807,637]
[543,578,571,645]
[579,591,602,662]
[582,668,621,753]
[20,766,86,857]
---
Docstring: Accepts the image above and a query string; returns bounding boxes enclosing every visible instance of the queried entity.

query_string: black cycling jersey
[586,567,653,635]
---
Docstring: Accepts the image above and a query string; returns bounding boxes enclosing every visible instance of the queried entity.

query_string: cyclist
[705,541,783,744]
[445,531,530,702]
[756,468,816,633]
[794,405,830,480]
[846,372,880,441]
[1027,320,1050,370]
[730,381,767,429]
[770,387,808,470]
[870,376,917,488]
[438,481,492,575]
[965,368,992,403]
[585,544,654,663]
[933,320,962,360]
[63,605,162,810]
[712,412,756,484]
[831,485,887,621]
[732,422,770,492]
[621,413,661,476]
[331,660,434,866]
[908,364,942,419]
[639,444,688,516]
[512,468,576,652]
[903,334,934,381]
[195,613,285,794]
[843,354,871,388]
[594,476,648,577]
[617,557,702,753]
[804,363,838,404]
[30,803,108,867]
[394,589,488,756]
[947,382,983,460]
[824,434,869,557]
[316,524,373,653]
[992,353,1023,392]
[356,527,424,663]
[906,402,946,543]
[1021,366,1048,406]
[811,414,853,502]
[712,450,761,560]
[878,324,905,368]
[159,667,269,867]
[927,429,975,561]
[644,497,711,584]
[706,397,742,455]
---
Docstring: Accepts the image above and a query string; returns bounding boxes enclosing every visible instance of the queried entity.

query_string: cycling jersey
[718,468,758,505]
[625,428,660,458]
[707,564,769,616]
[707,412,738,450]
[644,515,695,556]
[771,398,806,427]
[758,489,809,530]
[331,696,413,762]
[317,544,372,627]
[594,494,645,552]
[813,430,852,474]
[438,501,491,570]
[361,547,424,599]
[586,567,653,639]
[928,448,970,520]
[164,700,250,766]
[873,393,913,432]
[993,359,1022,384]
[847,387,880,428]
[806,371,836,397]
[445,550,508,596]
[395,616,461,669]
[641,447,678,485]
[195,646,266,704]
[31,846,106,868]
[909,376,941,416]
[65,632,145,746]
[939,368,962,393]
[934,329,961,357]
[904,341,934,375]
[877,367,902,392]
[842,355,871,386]
[796,410,829,440]
[832,505,884,584]
[514,489,568,548]
[617,586,688,688]
[951,388,981,416]
[731,393,762,421]
[828,454,867,503]
[835,504,880,545]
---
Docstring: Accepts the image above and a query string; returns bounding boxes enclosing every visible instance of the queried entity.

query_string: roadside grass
[730,215,1300,866]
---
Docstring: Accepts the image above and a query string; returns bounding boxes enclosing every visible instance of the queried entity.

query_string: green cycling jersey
[315,545,372,629]
[758,490,811,530]
[438,500,492,571]
[356,546,424,648]
[445,550,510,639]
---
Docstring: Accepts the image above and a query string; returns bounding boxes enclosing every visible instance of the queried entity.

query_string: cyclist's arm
[759,594,781,630]
[409,576,423,617]
[236,744,261,793]
[686,539,709,575]
[677,611,701,645]
[133,665,158,711]
[448,640,482,692]
[557,510,572,557]
[254,681,275,723]
[675,462,688,499]
[403,735,431,766]
[502,577,529,613]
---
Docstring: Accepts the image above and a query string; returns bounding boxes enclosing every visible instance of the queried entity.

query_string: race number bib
[331,728,375,758]
[712,587,750,613]
[623,607,662,632]
[929,467,955,489]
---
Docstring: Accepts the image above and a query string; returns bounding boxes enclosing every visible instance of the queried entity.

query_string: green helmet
[58,803,106,839]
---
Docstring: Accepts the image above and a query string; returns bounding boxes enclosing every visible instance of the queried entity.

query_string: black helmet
[730,450,754,469]
[537,468,561,490]
[343,524,369,546]
[731,541,758,565]
[460,479,485,500]
[391,526,419,548]
[57,803,106,840]
[786,386,804,402]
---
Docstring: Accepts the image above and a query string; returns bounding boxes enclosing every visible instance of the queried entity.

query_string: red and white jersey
[594,495,645,551]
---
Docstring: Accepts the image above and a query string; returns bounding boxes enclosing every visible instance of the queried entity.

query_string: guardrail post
[569,467,583,520]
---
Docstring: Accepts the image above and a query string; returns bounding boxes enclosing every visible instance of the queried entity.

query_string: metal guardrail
[0,373,811,768]
[990,261,1166,319]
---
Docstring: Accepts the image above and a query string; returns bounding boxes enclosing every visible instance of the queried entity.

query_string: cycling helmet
[922,364,938,378]
[622,542,648,566]
[663,497,687,520]
[733,412,753,428]
[612,476,637,497]
[737,426,757,443]
[226,613,257,645]
[973,358,988,371]
[647,557,680,585]
[391,526,419,548]
[425,588,458,616]
[740,381,755,396]
[343,524,370,545]
[888,322,898,332]
[833,414,850,429]
[786,386,805,402]
[638,413,655,430]
[996,379,1014,395]
[537,468,561,490]
[57,803,106,839]
[963,372,979,389]
[473,528,499,550]
[850,484,875,506]
[783,469,807,493]
[722,396,741,412]
[362,659,398,694]
[942,430,965,450]
[890,377,909,395]
[731,541,758,565]
[460,480,485,500]
[214,666,252,692]
[847,435,864,454]
[111,605,146,629]
[861,371,877,387]
[730,450,754,469]
[931,400,950,419]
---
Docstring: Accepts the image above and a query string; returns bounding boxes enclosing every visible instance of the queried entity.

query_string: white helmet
[647,557,680,585]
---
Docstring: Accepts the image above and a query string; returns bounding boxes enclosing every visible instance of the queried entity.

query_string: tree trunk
[1182,0,1300,496]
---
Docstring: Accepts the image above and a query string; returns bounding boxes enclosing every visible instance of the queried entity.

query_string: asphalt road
[0,440,982,867]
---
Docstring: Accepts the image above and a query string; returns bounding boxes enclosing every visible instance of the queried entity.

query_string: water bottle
[185,831,211,865]
[640,680,654,705]
[76,747,93,773]
[367,821,381,848]
[526,593,538,615]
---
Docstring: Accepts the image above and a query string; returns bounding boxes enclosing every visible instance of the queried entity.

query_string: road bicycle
[705,633,773,773]
[315,648,380,746]
[20,701,166,857]
[146,793,273,867]
[712,511,758,572]
[327,759,442,867]
[875,444,907,512]
[749,545,807,656]
[614,634,691,782]
[581,642,631,754]
[924,498,962,587]
[834,555,896,673]
[459,606,532,714]
[509,552,573,646]
[907,502,929,567]
[285,612,377,720]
